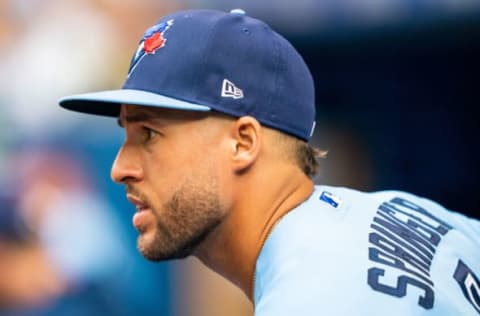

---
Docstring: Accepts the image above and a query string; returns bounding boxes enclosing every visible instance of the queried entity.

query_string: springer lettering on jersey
[366,197,454,309]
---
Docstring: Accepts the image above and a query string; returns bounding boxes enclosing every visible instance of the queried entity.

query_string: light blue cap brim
[59,89,211,117]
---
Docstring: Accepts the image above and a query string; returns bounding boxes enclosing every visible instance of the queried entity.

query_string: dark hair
[272,131,327,178]
[294,140,327,178]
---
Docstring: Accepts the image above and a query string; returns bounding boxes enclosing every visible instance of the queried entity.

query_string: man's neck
[194,165,314,300]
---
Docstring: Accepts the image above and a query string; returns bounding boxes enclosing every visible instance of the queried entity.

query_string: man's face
[112,105,229,261]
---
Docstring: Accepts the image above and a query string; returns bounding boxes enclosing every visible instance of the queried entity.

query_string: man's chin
[138,247,192,262]
[137,235,193,262]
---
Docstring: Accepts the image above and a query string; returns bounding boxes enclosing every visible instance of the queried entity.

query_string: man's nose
[111,145,143,184]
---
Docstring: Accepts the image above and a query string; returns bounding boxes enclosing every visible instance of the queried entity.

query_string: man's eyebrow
[117,112,156,128]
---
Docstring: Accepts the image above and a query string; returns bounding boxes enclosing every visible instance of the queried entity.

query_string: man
[59,9,480,315]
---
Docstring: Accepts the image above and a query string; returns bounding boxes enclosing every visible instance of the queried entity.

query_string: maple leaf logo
[144,32,165,54]
[127,19,174,77]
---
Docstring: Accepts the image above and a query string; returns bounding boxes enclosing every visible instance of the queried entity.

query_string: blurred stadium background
[0,0,479,315]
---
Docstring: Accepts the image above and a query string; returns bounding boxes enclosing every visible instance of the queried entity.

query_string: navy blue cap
[59,9,316,140]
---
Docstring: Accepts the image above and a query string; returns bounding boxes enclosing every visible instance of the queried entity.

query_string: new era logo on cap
[221,79,244,99]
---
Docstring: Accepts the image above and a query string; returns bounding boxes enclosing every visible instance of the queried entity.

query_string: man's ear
[229,116,262,173]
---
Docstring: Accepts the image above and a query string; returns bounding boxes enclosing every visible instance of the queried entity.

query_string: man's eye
[144,127,158,141]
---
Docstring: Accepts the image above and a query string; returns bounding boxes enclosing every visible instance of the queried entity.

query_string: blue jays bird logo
[127,19,174,77]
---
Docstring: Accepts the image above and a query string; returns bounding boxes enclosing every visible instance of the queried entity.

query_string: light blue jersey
[254,186,480,315]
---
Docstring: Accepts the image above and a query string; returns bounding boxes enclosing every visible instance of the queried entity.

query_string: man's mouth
[127,194,153,230]
[127,194,150,212]
[136,205,149,212]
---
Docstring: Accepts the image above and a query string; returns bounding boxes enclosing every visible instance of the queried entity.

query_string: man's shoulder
[254,185,480,316]
[274,185,418,235]
[312,185,421,204]
[308,185,455,217]
[254,185,379,309]
[292,185,407,221]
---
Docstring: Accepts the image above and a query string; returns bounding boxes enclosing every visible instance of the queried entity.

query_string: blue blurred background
[1,0,479,315]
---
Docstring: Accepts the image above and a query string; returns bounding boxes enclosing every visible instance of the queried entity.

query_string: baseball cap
[59,9,316,141]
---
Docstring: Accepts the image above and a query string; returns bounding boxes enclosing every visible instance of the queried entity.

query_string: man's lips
[126,194,150,212]
[127,194,152,229]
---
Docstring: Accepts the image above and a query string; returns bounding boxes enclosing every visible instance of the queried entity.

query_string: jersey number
[453,260,480,314]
